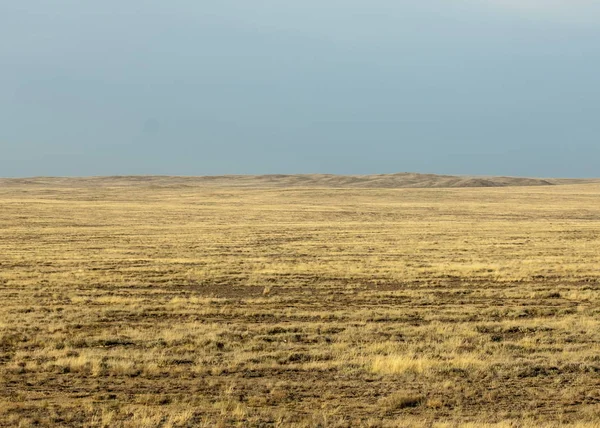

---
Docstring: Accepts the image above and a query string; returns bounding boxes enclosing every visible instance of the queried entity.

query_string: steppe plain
[1,174,599,427]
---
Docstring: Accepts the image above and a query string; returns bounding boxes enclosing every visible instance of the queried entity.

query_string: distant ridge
[1,173,598,189]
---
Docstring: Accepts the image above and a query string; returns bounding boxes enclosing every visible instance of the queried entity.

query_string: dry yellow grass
[0,178,599,426]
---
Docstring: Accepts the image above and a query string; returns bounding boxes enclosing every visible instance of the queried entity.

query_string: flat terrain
[1,177,599,427]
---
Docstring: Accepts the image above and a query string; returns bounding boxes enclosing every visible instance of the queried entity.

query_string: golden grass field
[1,177,599,427]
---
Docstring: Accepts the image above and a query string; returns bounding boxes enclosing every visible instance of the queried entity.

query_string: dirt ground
[1,180,599,427]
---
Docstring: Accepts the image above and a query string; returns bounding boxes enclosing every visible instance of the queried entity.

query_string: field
[1,177,599,427]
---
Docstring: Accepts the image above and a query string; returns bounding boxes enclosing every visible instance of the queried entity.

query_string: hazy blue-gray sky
[2,0,599,177]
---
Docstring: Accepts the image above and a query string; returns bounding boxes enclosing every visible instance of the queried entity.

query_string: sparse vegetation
[0,178,599,426]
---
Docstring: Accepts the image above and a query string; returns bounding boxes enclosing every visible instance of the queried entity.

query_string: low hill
[0,173,597,188]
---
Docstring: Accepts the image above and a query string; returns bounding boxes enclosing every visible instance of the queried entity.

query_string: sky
[1,0,599,177]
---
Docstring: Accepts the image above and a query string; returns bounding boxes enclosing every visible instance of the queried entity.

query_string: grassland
[1,178,599,427]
